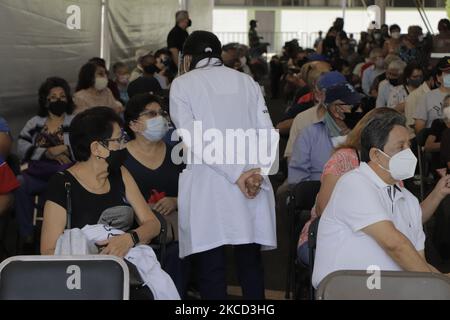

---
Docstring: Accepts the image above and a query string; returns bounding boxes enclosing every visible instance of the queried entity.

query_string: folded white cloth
[55,224,180,300]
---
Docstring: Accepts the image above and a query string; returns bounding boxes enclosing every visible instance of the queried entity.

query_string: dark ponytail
[183,31,223,71]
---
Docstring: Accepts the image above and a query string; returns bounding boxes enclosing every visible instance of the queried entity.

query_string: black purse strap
[58,172,72,230]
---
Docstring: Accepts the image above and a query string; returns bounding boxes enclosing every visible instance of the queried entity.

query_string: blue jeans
[297,241,310,266]
[14,174,48,238]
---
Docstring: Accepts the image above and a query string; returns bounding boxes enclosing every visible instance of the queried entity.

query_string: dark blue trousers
[190,243,265,300]
[14,174,48,238]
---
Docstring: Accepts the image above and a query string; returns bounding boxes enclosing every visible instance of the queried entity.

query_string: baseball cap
[325,82,364,105]
[317,71,346,90]
[307,53,329,63]
[436,56,450,72]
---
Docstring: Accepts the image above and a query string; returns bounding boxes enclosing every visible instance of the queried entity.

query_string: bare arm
[415,119,426,135]
[362,221,433,273]
[394,102,406,114]
[40,201,67,255]
[170,48,180,66]
[276,119,294,135]
[315,174,340,216]
[121,167,161,244]
[419,250,441,273]
[0,194,13,216]
[424,135,440,153]
[97,168,162,258]
[420,173,450,223]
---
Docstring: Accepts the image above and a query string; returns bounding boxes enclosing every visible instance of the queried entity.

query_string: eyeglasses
[100,131,127,149]
[139,109,169,119]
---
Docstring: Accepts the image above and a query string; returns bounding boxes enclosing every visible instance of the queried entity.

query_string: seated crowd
[1,15,450,300]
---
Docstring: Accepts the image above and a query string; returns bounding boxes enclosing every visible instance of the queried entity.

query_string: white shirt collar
[359,162,403,198]
[195,57,222,69]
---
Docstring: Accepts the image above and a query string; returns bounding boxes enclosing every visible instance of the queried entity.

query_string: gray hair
[176,10,189,23]
[388,59,407,73]
[360,110,406,162]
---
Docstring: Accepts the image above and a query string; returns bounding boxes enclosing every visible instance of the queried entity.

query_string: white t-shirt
[414,88,447,128]
[387,85,409,109]
[312,162,425,288]
[376,79,394,108]
[405,82,430,134]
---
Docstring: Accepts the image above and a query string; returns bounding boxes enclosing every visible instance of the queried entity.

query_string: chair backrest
[316,270,450,300]
[292,181,321,211]
[0,255,129,300]
[308,217,321,250]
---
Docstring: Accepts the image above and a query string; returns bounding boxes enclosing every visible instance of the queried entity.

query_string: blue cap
[0,117,10,134]
[325,82,364,105]
[307,53,329,62]
[317,71,346,90]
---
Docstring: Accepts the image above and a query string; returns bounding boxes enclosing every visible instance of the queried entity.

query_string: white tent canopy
[0,0,213,131]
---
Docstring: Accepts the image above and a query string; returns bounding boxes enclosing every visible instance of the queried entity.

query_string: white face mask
[391,32,401,39]
[95,77,108,91]
[443,73,450,88]
[331,135,347,148]
[240,56,247,66]
[377,148,417,181]
[142,116,169,142]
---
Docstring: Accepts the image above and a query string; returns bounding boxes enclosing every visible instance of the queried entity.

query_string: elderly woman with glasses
[41,107,161,257]
[123,93,184,218]
[123,93,186,296]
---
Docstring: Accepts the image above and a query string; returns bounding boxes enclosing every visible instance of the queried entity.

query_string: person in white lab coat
[170,31,278,300]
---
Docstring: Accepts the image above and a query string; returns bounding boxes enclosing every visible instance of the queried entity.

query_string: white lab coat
[170,58,278,258]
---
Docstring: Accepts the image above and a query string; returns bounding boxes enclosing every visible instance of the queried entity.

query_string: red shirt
[0,159,20,194]
[297,92,314,105]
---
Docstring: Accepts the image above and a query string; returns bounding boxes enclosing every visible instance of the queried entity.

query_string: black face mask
[143,64,160,75]
[389,78,399,87]
[343,110,364,130]
[48,100,68,116]
[105,149,127,175]
[188,19,192,27]
[407,77,423,88]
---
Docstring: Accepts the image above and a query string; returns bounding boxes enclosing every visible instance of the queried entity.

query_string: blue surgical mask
[142,116,169,142]
[443,73,450,88]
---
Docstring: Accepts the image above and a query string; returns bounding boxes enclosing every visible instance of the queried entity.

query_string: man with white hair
[167,10,191,67]
[376,59,407,108]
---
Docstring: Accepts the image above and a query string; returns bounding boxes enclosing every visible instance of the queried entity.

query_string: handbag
[59,172,153,300]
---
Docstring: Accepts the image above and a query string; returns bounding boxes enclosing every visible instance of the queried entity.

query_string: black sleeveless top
[123,145,184,202]
[45,170,129,229]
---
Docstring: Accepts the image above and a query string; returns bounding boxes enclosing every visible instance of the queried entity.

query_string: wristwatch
[128,230,140,247]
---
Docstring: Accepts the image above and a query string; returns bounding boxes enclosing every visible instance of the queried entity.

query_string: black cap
[436,56,450,72]
[183,31,222,57]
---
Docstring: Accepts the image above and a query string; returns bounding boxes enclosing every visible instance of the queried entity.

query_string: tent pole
[375,0,386,26]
